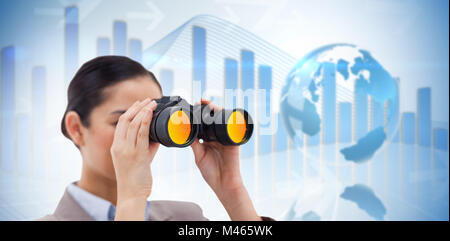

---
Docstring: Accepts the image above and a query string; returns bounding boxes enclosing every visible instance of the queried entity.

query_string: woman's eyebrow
[110,110,126,115]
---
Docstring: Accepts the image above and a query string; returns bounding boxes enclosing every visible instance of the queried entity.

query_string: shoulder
[149,200,208,221]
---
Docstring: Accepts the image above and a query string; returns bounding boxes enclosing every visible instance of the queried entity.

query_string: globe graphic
[280,44,399,163]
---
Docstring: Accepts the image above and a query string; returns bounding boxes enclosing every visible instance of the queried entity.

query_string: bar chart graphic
[0,8,448,221]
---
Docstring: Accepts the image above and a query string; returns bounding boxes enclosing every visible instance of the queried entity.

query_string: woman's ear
[65,111,86,147]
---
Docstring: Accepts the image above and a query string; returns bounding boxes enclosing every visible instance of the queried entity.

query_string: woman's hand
[110,98,159,220]
[191,99,261,221]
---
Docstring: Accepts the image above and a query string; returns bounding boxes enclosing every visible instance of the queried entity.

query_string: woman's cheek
[103,126,116,152]
[96,125,117,176]
[90,124,115,156]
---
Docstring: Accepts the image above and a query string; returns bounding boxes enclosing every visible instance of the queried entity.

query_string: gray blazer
[37,189,209,221]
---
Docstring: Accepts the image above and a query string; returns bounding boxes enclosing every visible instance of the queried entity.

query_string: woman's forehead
[101,76,162,109]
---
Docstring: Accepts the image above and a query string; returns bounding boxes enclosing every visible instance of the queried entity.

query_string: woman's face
[80,75,162,181]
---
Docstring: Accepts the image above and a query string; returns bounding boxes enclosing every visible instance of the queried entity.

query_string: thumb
[190,139,205,164]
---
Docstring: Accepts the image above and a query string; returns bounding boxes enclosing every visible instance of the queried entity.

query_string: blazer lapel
[52,189,94,221]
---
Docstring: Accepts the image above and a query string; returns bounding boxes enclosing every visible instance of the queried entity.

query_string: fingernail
[150,100,157,107]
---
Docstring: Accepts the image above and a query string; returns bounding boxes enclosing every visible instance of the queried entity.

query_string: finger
[137,101,157,150]
[127,101,153,146]
[190,139,205,165]
[194,98,206,105]
[197,98,223,110]
[114,100,140,142]
[200,98,223,112]
[210,103,223,112]
[115,98,151,140]
[123,98,151,122]
[200,98,211,105]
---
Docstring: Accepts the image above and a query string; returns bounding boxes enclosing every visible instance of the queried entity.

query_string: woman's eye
[111,121,118,126]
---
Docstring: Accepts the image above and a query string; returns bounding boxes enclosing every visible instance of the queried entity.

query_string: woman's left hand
[191,99,262,221]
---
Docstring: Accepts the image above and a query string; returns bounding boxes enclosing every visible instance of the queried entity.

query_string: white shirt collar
[67,182,151,221]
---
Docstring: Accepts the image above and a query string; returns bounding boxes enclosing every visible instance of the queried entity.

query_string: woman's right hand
[110,98,159,220]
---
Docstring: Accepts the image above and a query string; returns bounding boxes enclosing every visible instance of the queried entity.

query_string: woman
[38,56,273,221]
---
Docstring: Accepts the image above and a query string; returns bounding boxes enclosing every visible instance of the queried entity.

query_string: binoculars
[149,96,253,147]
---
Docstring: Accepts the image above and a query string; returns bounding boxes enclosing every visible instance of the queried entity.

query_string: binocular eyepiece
[149,96,253,147]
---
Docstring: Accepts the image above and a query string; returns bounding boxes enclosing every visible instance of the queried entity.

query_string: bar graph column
[224,58,238,109]
[240,49,255,159]
[355,79,368,139]
[371,98,385,189]
[240,49,255,195]
[113,21,127,56]
[401,112,416,198]
[321,62,336,181]
[65,6,79,85]
[416,88,432,205]
[386,99,401,197]
[401,113,416,145]
[371,99,384,129]
[322,62,336,144]
[32,66,46,178]
[417,88,431,146]
[257,64,272,197]
[1,46,15,172]
[97,37,110,56]
[387,99,400,142]
[306,127,320,177]
[129,39,142,63]
[434,128,448,151]
[354,77,369,184]
[258,65,272,155]
[192,26,206,102]
[431,128,449,216]
[159,69,174,96]
[385,82,400,198]
[339,102,352,143]
[338,102,352,184]
[432,128,449,184]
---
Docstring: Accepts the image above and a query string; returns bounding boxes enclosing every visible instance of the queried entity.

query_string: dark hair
[61,55,162,141]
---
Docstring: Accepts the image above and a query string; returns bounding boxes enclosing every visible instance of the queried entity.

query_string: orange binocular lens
[226,110,248,144]
[167,110,192,145]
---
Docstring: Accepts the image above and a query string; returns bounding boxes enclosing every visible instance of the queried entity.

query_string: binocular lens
[226,110,247,144]
[167,110,192,145]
